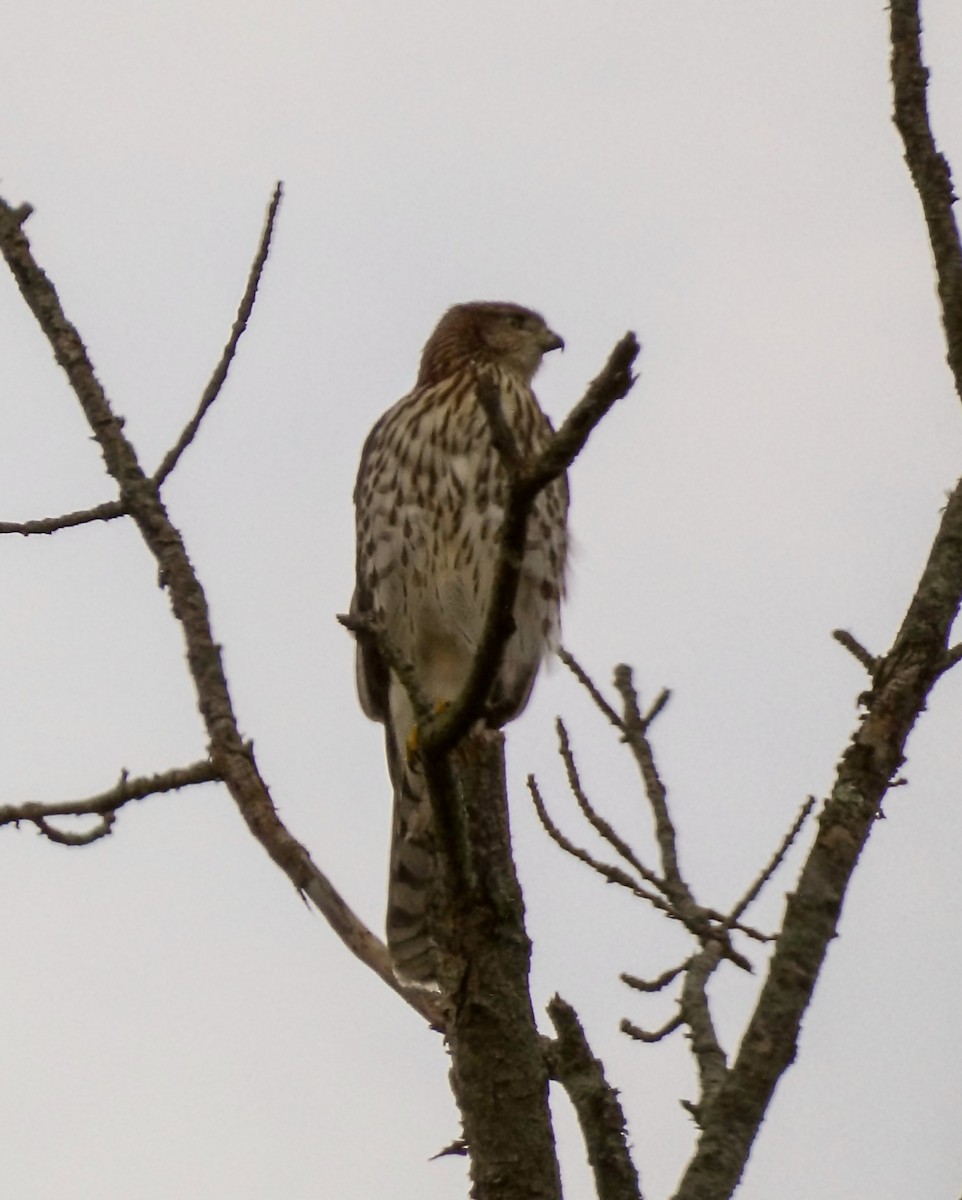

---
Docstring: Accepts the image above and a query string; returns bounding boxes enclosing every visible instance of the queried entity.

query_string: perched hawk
[351,301,569,982]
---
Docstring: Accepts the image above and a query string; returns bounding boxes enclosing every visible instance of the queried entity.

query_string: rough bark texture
[412,333,639,1197]
[436,733,561,1200]
[672,474,962,1199]
[0,195,440,1026]
[547,996,643,1200]
[0,190,642,1194]
[671,6,962,1194]
[891,0,962,407]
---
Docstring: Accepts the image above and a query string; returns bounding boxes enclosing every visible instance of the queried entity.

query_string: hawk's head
[417,301,564,388]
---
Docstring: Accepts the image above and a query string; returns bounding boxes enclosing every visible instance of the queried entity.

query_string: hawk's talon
[405,701,451,762]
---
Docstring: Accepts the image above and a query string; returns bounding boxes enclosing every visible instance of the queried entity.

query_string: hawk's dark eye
[506,313,527,329]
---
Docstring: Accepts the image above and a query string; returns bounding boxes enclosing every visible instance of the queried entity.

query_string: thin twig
[621,964,688,994]
[559,647,624,729]
[0,188,441,1031]
[891,0,962,405]
[620,1014,683,1044]
[422,333,640,757]
[531,773,752,970]
[430,1140,469,1161]
[728,795,817,925]
[152,183,284,486]
[832,629,878,674]
[0,760,219,831]
[701,908,770,945]
[526,336,640,493]
[642,688,671,730]
[551,656,763,959]
[555,718,666,892]
[613,665,753,971]
[0,499,125,536]
[675,17,962,1190]
[940,643,962,672]
[527,775,677,916]
[35,812,115,845]
[337,610,434,723]
[614,664,686,899]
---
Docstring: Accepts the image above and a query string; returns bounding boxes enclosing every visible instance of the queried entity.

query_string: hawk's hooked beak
[541,328,565,354]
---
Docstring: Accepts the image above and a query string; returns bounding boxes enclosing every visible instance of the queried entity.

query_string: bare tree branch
[546,651,770,977]
[621,964,688,994]
[337,610,434,725]
[679,945,728,1118]
[613,664,690,908]
[561,650,670,732]
[527,338,640,492]
[832,629,878,674]
[675,497,962,1196]
[641,688,671,730]
[555,717,665,892]
[699,909,769,945]
[546,995,643,1200]
[440,731,563,1200]
[728,796,816,925]
[429,1139,469,1161]
[422,334,640,757]
[0,189,441,1031]
[674,18,962,1193]
[35,812,116,844]
[152,183,284,486]
[606,666,758,965]
[940,642,962,672]
[527,774,677,915]
[0,499,125,536]
[475,369,524,474]
[620,1014,683,1044]
[4,192,635,1194]
[397,342,645,1185]
[891,0,962,406]
[0,760,219,837]
[559,647,624,728]
[562,657,775,939]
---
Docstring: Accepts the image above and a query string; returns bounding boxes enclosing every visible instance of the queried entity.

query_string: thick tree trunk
[437,731,562,1200]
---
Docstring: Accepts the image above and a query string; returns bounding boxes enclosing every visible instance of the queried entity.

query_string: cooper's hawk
[351,301,568,983]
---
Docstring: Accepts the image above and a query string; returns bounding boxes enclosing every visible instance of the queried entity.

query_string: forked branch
[421,336,639,758]
[0,499,125,536]
[0,188,440,1029]
[673,14,962,1194]
[532,651,816,1129]
[0,760,220,843]
[546,995,643,1200]
[153,183,283,485]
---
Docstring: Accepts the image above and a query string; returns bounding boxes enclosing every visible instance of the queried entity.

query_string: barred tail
[386,757,439,985]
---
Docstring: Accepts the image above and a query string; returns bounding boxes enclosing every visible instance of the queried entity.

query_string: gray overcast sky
[2,3,961,1197]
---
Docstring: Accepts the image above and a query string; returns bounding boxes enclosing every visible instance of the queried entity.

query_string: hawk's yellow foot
[405,701,452,762]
